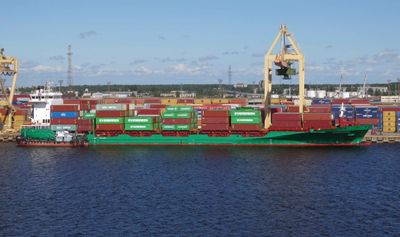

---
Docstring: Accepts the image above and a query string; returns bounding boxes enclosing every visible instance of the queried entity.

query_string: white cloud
[27,64,64,73]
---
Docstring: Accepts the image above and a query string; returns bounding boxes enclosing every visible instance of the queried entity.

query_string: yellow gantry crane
[0,48,19,131]
[264,25,305,129]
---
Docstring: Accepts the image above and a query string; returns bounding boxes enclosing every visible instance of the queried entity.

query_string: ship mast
[263,25,305,129]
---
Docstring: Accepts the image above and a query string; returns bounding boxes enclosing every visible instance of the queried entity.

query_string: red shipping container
[51,104,79,112]
[50,118,78,125]
[77,125,92,132]
[114,98,133,103]
[272,112,302,121]
[133,99,144,105]
[201,117,230,124]
[271,121,302,128]
[229,98,247,106]
[231,124,262,131]
[96,124,124,131]
[281,101,295,105]
[287,105,308,112]
[332,98,350,104]
[62,99,80,105]
[380,107,400,112]
[136,109,161,116]
[355,118,380,125]
[350,99,370,105]
[149,104,167,109]
[202,110,230,117]
[303,113,331,121]
[96,110,127,117]
[201,124,230,131]
[162,118,192,124]
[144,98,161,104]
[177,98,195,104]
[303,120,332,129]
[308,106,331,113]
[201,104,230,110]
[78,119,93,126]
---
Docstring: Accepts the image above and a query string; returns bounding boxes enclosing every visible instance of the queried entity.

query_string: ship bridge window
[49,96,53,99]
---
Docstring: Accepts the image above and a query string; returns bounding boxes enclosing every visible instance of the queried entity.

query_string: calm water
[0,143,400,236]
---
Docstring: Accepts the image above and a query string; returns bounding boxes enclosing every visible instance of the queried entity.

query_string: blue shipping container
[354,107,378,114]
[332,106,354,119]
[312,98,331,105]
[50,112,78,119]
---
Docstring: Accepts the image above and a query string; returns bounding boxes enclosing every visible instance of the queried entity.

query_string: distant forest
[16,83,399,97]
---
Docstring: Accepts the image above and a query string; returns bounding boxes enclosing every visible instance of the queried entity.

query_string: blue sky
[1,0,400,86]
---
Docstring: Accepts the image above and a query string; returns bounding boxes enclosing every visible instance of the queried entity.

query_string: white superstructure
[30,83,63,125]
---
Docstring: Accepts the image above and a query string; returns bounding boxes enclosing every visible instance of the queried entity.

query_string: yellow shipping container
[161,99,177,105]
[383,122,397,128]
[383,111,396,117]
[383,127,396,133]
[383,117,396,122]
[271,98,280,104]
[194,99,212,105]
[211,98,229,104]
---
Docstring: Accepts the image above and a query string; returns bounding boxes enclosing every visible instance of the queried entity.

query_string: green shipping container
[231,117,261,124]
[230,110,261,116]
[124,123,157,131]
[50,125,78,131]
[162,112,193,118]
[96,117,124,124]
[83,111,96,119]
[166,106,193,112]
[162,124,193,131]
[125,116,158,124]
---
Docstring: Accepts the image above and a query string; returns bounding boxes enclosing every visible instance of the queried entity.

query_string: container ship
[15,25,382,147]
[17,97,373,147]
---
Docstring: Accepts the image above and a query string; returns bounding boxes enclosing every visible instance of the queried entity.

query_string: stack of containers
[229,108,262,131]
[124,116,161,131]
[382,110,397,133]
[270,112,302,130]
[50,105,79,132]
[303,113,332,130]
[201,110,230,131]
[354,106,379,126]
[95,104,127,131]
[162,106,197,131]
[77,118,93,133]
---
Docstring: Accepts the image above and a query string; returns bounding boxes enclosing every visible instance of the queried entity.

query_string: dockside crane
[0,48,19,131]
[263,25,304,128]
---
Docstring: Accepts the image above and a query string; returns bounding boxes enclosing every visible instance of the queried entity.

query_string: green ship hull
[86,125,371,146]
